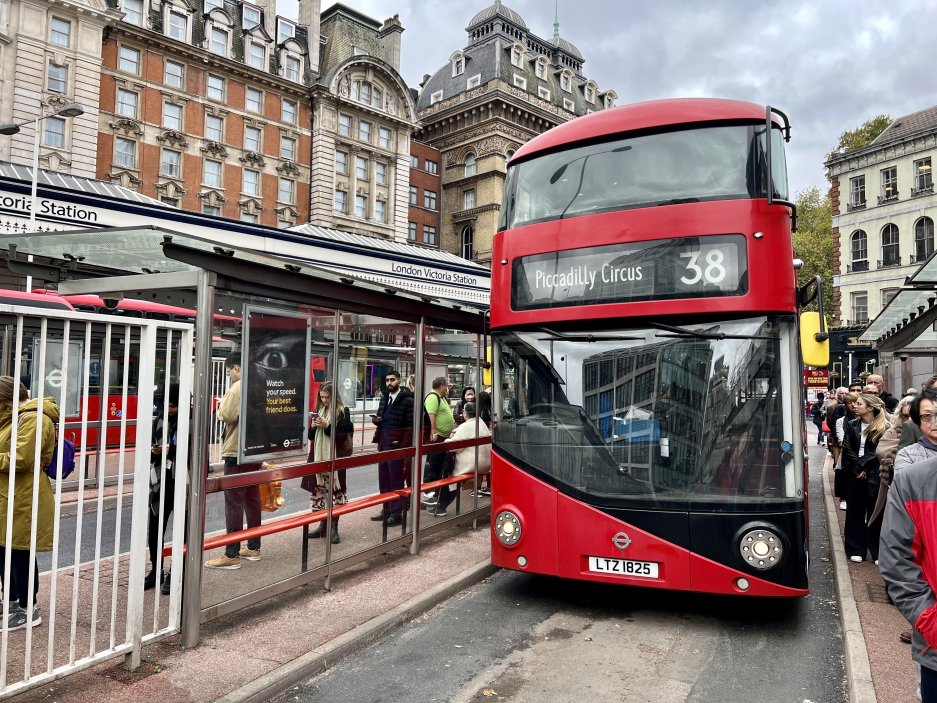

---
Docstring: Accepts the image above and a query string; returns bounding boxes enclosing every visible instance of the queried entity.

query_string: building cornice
[110,25,313,97]
[825,132,937,178]
[418,78,576,124]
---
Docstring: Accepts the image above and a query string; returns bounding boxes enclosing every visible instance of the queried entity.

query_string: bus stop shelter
[0,225,490,687]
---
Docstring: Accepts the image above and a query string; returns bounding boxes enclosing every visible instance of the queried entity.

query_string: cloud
[279,0,937,193]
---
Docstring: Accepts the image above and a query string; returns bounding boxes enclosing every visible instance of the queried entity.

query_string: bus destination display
[512,234,747,310]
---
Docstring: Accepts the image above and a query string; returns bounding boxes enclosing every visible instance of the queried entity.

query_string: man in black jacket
[869,374,899,413]
[371,370,413,526]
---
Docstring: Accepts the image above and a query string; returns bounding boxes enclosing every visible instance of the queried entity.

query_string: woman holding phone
[303,383,353,544]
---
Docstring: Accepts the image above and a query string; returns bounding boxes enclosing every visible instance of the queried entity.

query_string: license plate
[587,556,659,578]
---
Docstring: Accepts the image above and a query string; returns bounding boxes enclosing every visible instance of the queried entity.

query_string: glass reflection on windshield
[494,317,796,504]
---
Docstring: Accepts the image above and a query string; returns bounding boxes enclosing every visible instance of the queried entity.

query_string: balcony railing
[877,193,899,205]
[846,260,869,273]
[911,251,935,264]
[845,318,870,327]
[912,185,934,197]
[846,200,867,212]
[878,257,904,269]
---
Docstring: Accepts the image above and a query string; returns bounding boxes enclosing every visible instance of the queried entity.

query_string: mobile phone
[310,412,319,420]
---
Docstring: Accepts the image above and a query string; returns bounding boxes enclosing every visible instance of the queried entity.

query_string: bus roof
[0,288,75,311]
[511,98,777,164]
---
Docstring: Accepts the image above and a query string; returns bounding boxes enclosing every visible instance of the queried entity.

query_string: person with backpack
[422,377,454,516]
[370,370,413,527]
[811,392,827,445]
[0,376,56,630]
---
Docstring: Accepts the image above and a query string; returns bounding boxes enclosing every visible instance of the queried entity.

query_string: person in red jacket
[879,449,937,702]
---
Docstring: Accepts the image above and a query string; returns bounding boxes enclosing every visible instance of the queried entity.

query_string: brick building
[97,0,316,227]
[407,140,441,247]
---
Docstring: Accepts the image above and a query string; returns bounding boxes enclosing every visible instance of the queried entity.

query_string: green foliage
[828,115,892,159]
[793,187,834,313]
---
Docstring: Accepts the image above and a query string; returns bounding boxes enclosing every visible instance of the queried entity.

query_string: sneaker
[431,507,447,517]
[205,555,241,570]
[839,501,847,511]
[6,604,41,631]
[900,630,913,644]
[161,576,171,597]
[239,548,262,561]
[480,487,491,496]
[420,495,437,507]
[849,555,863,563]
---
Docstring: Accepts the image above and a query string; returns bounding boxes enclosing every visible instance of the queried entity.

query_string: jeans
[223,457,262,559]
[0,546,38,609]
[921,664,937,703]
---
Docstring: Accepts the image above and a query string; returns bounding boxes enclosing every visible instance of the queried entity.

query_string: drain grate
[867,582,891,604]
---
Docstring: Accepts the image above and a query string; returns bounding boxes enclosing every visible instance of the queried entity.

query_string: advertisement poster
[239,307,311,463]
[31,339,83,417]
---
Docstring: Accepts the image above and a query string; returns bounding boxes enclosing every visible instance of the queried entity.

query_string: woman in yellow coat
[0,377,56,630]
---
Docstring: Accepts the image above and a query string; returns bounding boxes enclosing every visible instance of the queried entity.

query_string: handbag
[855,452,880,476]
[258,481,285,512]
[821,420,830,433]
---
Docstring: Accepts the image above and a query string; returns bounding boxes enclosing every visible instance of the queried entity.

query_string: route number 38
[679,249,728,285]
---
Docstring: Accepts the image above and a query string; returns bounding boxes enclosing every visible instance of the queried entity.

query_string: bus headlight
[495,510,522,546]
[739,528,783,570]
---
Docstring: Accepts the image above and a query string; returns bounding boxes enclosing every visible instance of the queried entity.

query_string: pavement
[8,436,919,703]
[821,445,919,703]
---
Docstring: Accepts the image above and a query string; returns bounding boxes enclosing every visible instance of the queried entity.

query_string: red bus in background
[489,98,827,597]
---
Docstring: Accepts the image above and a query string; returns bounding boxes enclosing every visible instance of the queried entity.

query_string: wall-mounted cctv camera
[899,354,909,362]
[102,295,123,310]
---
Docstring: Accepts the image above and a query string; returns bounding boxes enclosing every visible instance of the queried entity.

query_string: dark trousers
[148,477,175,572]
[377,457,405,517]
[424,441,453,505]
[223,457,261,559]
[843,475,880,561]
[922,664,937,703]
[0,546,38,609]
[834,465,851,500]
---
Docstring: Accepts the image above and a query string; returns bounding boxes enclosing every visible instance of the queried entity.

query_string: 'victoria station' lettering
[0,195,99,223]
[391,262,477,286]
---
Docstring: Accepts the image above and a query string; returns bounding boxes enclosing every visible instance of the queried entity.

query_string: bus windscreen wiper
[535,327,643,342]
[649,321,774,341]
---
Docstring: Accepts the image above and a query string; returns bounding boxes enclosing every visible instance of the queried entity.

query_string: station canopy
[859,251,937,354]
[0,225,486,331]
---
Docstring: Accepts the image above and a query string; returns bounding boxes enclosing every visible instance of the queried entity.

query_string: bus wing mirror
[800,311,830,368]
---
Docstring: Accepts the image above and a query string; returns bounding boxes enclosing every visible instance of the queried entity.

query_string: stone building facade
[826,106,937,326]
[0,0,118,179]
[96,0,315,226]
[414,0,616,265]
[306,3,417,242]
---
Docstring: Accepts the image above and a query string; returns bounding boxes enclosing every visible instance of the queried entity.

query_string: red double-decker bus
[489,98,828,597]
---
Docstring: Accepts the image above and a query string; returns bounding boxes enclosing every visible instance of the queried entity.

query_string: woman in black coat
[841,392,889,563]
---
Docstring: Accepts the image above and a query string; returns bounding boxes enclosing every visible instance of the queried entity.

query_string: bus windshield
[493,315,799,506]
[499,124,789,230]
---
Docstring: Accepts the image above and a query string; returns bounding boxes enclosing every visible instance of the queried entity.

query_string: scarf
[919,435,937,452]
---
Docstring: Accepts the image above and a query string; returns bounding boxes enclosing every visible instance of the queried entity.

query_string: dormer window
[430,90,443,105]
[209,27,228,56]
[584,82,596,104]
[451,52,464,77]
[283,55,301,82]
[242,4,261,30]
[538,86,550,100]
[123,0,144,26]
[535,58,548,80]
[511,44,524,68]
[277,18,295,43]
[466,74,481,89]
[248,41,266,70]
[168,10,188,41]
[604,92,616,109]
[560,71,572,92]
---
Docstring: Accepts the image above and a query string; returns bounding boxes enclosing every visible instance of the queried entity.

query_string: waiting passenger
[304,383,352,545]
[436,402,492,515]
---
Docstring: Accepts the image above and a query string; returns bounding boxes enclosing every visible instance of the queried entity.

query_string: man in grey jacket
[879,453,937,702]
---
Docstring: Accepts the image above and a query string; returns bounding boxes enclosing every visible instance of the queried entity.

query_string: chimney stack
[379,14,404,72]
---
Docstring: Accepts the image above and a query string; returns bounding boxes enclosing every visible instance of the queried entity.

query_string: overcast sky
[281,0,937,196]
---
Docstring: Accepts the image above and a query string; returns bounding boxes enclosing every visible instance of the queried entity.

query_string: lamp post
[0,102,84,289]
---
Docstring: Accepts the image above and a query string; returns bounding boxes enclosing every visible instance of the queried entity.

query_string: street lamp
[0,102,84,288]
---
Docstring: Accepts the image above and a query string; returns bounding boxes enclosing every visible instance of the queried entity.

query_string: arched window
[351,80,382,109]
[461,226,474,260]
[915,216,935,262]
[881,223,900,267]
[850,230,867,271]
[464,153,476,178]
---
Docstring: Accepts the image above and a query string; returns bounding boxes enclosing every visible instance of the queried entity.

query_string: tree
[828,114,892,159]
[793,187,833,314]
